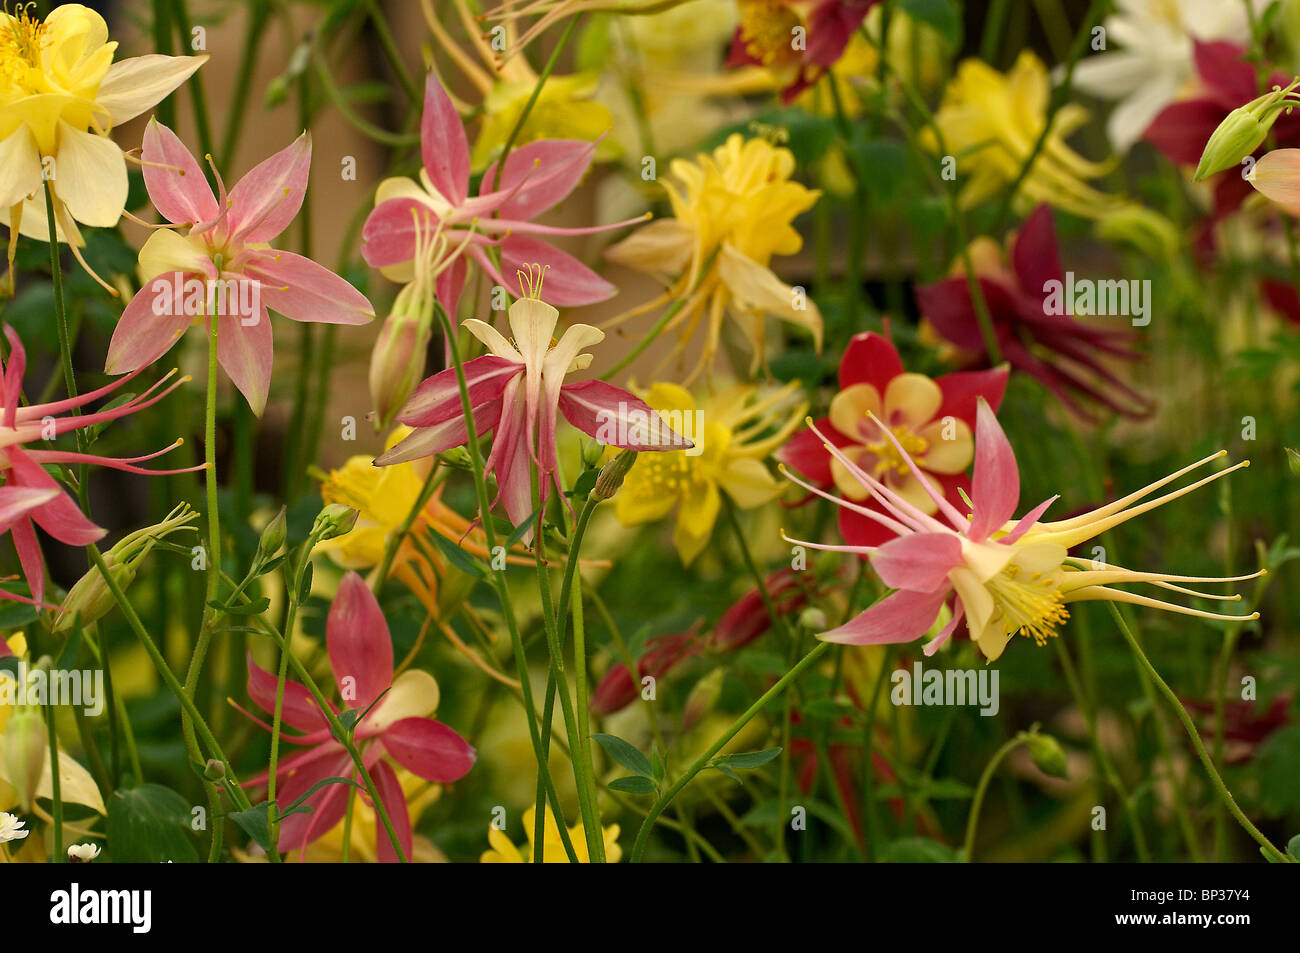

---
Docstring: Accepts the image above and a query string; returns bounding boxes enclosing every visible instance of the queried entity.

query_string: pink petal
[1144,99,1226,166]
[1193,40,1257,108]
[217,308,273,416]
[380,717,476,783]
[245,651,329,734]
[244,251,374,325]
[104,274,192,375]
[275,749,354,854]
[370,759,414,864]
[500,235,615,306]
[377,398,502,465]
[480,138,597,222]
[967,399,1020,541]
[871,531,963,592]
[360,197,428,268]
[398,356,521,427]
[819,586,951,645]
[558,380,693,449]
[484,381,535,529]
[10,519,45,604]
[141,118,218,226]
[420,73,470,206]
[838,330,903,391]
[1,324,25,428]
[1002,494,1058,544]
[226,133,310,244]
[327,571,394,712]
[6,449,104,546]
[934,366,1009,425]
[0,485,60,534]
[923,600,964,656]
[436,255,467,325]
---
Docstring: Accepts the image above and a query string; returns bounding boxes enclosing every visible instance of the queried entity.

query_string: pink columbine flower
[0,325,199,604]
[240,572,476,862]
[374,270,692,536]
[782,399,1260,661]
[360,72,645,321]
[105,119,374,415]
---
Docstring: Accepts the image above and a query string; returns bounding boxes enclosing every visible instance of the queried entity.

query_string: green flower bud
[203,759,227,782]
[591,449,638,501]
[581,439,607,469]
[437,446,474,470]
[54,504,198,633]
[369,281,435,432]
[313,504,359,541]
[3,708,46,812]
[1195,79,1300,181]
[257,506,288,563]
[1023,731,1069,780]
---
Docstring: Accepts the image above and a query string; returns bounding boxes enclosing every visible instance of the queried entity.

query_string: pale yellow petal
[52,121,126,227]
[95,54,208,126]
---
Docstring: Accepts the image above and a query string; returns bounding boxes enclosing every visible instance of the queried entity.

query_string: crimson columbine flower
[915,204,1152,421]
[105,120,374,415]
[374,271,691,536]
[727,0,880,101]
[780,330,1007,548]
[783,399,1259,661]
[361,73,643,321]
[0,326,199,604]
[591,629,704,716]
[241,572,475,862]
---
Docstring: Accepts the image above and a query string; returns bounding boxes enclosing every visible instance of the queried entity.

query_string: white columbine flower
[67,842,101,862]
[0,811,30,843]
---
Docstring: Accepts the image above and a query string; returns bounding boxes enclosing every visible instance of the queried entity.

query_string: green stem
[1108,604,1290,863]
[631,641,832,862]
[962,734,1026,861]
[45,693,62,862]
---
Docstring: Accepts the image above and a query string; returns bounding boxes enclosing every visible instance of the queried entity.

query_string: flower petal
[104,274,191,374]
[967,398,1020,540]
[398,356,520,427]
[370,759,414,864]
[226,133,310,243]
[141,118,218,226]
[54,122,126,228]
[326,571,393,712]
[95,53,207,126]
[819,586,950,645]
[421,73,470,206]
[380,717,476,783]
[244,250,374,325]
[838,331,903,391]
[245,652,328,733]
[558,380,692,449]
[501,234,616,306]
[480,138,597,221]
[217,308,273,416]
[871,532,963,592]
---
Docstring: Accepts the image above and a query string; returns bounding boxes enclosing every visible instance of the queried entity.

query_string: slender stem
[962,735,1026,862]
[45,693,62,862]
[631,641,832,862]
[86,546,252,812]
[1109,604,1290,863]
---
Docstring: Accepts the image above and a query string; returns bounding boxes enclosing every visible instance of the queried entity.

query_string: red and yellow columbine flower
[613,380,805,565]
[783,400,1259,661]
[0,2,204,286]
[605,133,823,384]
[780,330,1008,548]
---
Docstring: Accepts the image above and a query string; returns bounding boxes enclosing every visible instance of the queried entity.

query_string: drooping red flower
[780,330,1007,548]
[240,572,475,861]
[915,204,1153,421]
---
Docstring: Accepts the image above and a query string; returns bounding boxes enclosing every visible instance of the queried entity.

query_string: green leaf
[256,553,288,577]
[609,775,657,795]
[298,562,315,601]
[228,802,273,852]
[208,597,271,616]
[593,733,654,778]
[276,776,363,818]
[1287,833,1300,861]
[427,529,487,580]
[711,748,782,770]
[503,504,545,551]
[566,467,599,500]
[107,784,200,863]
[54,623,83,670]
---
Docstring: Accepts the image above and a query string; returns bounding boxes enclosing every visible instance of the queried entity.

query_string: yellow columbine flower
[613,381,806,565]
[480,806,623,863]
[316,428,529,616]
[923,50,1120,219]
[0,2,205,286]
[420,0,615,168]
[605,134,823,383]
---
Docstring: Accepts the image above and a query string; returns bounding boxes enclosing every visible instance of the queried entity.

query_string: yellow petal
[138,226,208,280]
[673,480,720,565]
[95,54,208,126]
[605,219,694,275]
[0,126,42,211]
[720,457,782,508]
[52,121,126,228]
[915,417,973,474]
[828,383,881,441]
[367,669,440,730]
[882,373,942,429]
[1247,148,1300,214]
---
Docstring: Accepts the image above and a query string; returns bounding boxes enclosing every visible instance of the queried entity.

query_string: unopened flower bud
[581,439,606,469]
[257,506,287,563]
[203,758,227,782]
[437,446,474,470]
[797,607,827,632]
[54,504,198,633]
[313,503,359,541]
[682,668,725,732]
[591,450,638,501]
[67,843,101,863]
[1023,731,1068,780]
[369,294,434,431]
[3,708,46,812]
[1195,79,1300,180]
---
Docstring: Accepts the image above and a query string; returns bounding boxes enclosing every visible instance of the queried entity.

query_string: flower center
[738,0,802,68]
[986,563,1070,646]
[0,5,46,85]
[629,450,696,496]
[864,424,929,478]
